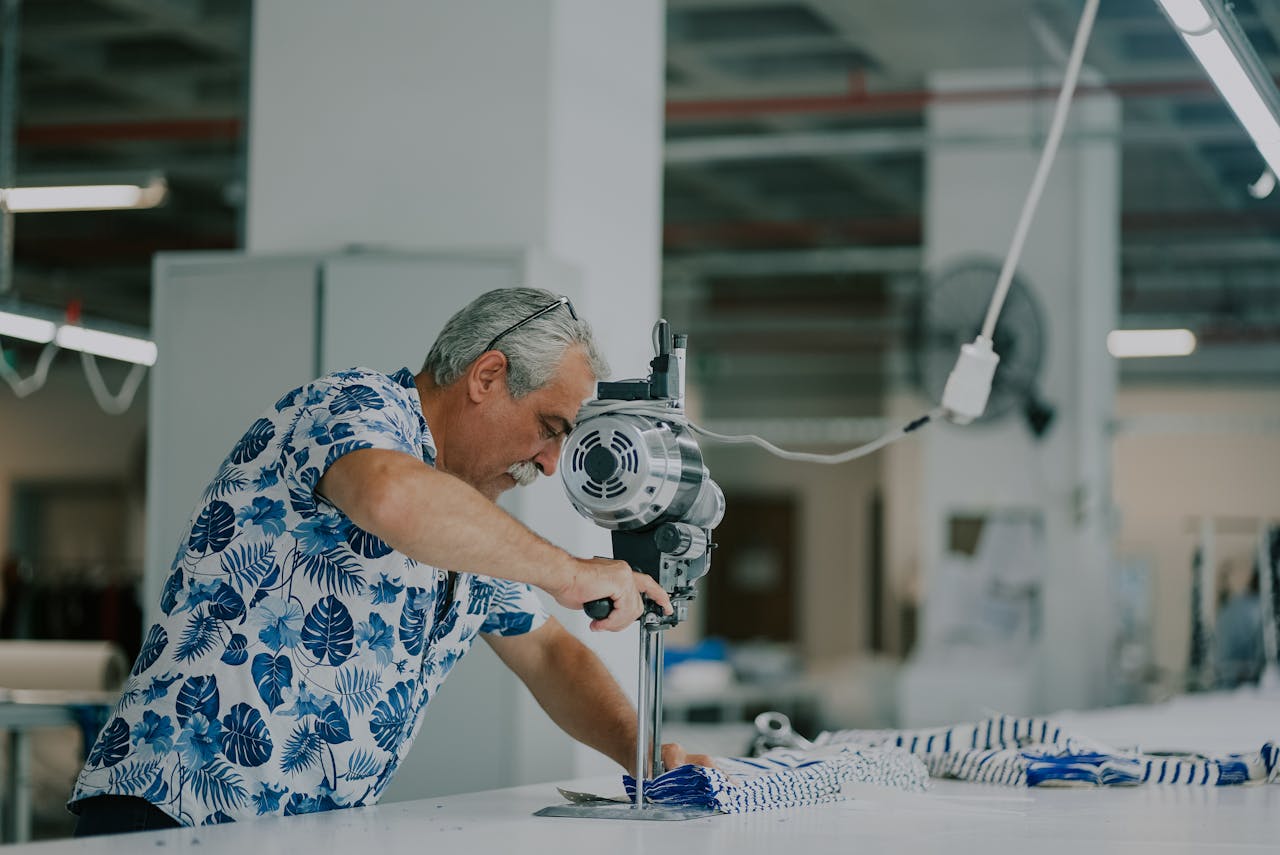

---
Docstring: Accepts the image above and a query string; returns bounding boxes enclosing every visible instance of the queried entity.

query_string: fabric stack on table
[818,714,1280,788]
[624,714,1280,814]
[624,743,928,814]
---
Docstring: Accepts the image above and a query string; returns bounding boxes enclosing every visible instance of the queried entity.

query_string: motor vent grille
[570,429,640,500]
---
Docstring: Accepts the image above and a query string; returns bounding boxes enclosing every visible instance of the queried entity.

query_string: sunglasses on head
[483,296,578,354]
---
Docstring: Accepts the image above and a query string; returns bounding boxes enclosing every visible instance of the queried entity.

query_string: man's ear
[466,351,509,404]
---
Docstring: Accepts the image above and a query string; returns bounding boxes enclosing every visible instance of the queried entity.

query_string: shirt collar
[391,367,437,464]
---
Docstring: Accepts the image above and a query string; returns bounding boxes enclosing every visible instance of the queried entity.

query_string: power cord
[0,337,56,397]
[943,0,1100,424]
[600,0,1101,463]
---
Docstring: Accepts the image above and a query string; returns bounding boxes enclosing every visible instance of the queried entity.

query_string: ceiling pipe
[5,76,1256,149]
[664,208,1280,250]
[665,77,1233,122]
[17,118,242,147]
[0,0,20,295]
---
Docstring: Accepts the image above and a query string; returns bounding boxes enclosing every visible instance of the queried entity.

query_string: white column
[908,70,1120,719]
[247,0,664,785]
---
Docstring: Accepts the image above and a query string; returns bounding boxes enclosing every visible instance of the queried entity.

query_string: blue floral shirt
[71,367,548,826]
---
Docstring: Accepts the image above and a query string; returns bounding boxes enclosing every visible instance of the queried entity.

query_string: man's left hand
[661,742,716,771]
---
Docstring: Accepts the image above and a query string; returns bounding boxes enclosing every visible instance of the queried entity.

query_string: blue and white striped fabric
[620,716,1280,814]
[623,743,928,814]
[817,715,1280,788]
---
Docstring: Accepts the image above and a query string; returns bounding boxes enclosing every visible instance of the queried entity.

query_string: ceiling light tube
[1107,329,1197,358]
[0,309,57,343]
[55,325,157,366]
[1155,0,1212,33]
[1,177,167,213]
[1183,30,1280,174]
[1155,0,1280,177]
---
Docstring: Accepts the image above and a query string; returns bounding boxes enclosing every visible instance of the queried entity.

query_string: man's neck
[414,371,451,471]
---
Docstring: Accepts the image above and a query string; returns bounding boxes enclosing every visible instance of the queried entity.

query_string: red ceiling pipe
[666,78,1227,122]
[663,208,1280,250]
[664,216,921,248]
[12,78,1232,147]
[17,118,243,146]
[17,234,236,261]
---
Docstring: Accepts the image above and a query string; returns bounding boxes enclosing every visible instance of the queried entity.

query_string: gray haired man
[71,288,711,834]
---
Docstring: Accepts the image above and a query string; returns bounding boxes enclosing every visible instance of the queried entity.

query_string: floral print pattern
[71,368,548,826]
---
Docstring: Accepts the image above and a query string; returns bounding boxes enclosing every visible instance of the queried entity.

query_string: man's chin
[485,473,519,500]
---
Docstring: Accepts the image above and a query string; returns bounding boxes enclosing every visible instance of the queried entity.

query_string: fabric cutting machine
[535,321,725,821]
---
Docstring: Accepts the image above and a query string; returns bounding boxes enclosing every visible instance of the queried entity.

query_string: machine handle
[583,598,614,620]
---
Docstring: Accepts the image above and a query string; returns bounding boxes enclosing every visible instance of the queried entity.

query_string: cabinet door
[146,254,319,619]
[319,254,522,376]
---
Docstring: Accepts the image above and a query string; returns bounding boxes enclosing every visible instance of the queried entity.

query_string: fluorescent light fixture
[2,177,167,213]
[0,309,56,343]
[1155,0,1280,178]
[1155,0,1212,32]
[1248,168,1276,199]
[55,325,157,366]
[1184,30,1280,173]
[1107,329,1197,358]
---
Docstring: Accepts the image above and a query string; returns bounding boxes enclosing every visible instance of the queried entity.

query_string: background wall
[0,359,147,569]
[1112,386,1280,683]
[700,443,882,663]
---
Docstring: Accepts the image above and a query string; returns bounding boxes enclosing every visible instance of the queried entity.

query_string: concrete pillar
[904,70,1120,720]
[246,0,664,783]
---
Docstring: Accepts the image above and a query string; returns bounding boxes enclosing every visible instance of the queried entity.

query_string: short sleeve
[283,373,423,497]
[479,580,550,637]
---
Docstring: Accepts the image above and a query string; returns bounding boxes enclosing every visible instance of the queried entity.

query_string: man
[71,288,710,834]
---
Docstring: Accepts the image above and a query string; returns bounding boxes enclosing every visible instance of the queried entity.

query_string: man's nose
[533,437,562,477]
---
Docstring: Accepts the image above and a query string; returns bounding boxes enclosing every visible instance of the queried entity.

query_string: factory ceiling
[5,0,1280,419]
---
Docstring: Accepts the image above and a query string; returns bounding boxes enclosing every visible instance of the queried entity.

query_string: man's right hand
[551,557,673,632]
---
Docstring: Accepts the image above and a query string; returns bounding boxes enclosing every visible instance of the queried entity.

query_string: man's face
[457,346,595,500]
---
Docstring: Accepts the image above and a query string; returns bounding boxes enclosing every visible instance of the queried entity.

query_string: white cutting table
[0,690,116,844]
[11,690,1279,854]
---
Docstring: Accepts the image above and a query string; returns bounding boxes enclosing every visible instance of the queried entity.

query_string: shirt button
[437,570,446,582]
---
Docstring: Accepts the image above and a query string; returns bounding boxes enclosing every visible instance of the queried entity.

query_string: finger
[596,587,640,632]
[635,572,673,615]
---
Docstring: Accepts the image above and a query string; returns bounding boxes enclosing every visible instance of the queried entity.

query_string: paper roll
[0,641,127,691]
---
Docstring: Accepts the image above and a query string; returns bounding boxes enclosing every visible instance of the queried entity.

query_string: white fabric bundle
[624,742,928,813]
[818,714,1280,788]
[623,713,1280,815]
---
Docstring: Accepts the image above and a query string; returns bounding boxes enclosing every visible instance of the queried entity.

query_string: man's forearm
[318,448,667,631]
[488,621,638,772]
[319,449,573,594]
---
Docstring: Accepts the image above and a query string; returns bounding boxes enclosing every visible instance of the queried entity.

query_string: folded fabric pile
[817,714,1280,788]
[621,714,1280,814]
[623,742,928,814]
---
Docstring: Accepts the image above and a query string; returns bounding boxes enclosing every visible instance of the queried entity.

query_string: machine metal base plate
[535,803,720,822]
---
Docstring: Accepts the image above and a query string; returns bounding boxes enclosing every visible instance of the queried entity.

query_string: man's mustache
[507,460,539,487]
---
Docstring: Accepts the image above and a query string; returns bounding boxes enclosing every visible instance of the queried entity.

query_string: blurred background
[0,0,1279,840]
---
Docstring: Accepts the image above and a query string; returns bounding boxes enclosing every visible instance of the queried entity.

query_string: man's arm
[317,448,670,631]
[485,617,714,776]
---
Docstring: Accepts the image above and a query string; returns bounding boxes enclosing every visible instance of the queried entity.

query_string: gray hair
[423,288,610,398]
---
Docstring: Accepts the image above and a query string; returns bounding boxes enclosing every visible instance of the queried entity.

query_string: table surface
[8,689,1280,854]
[11,773,1280,855]
[0,690,116,729]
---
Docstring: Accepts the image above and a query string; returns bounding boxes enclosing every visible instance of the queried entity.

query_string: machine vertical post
[634,621,649,809]
[651,628,665,779]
